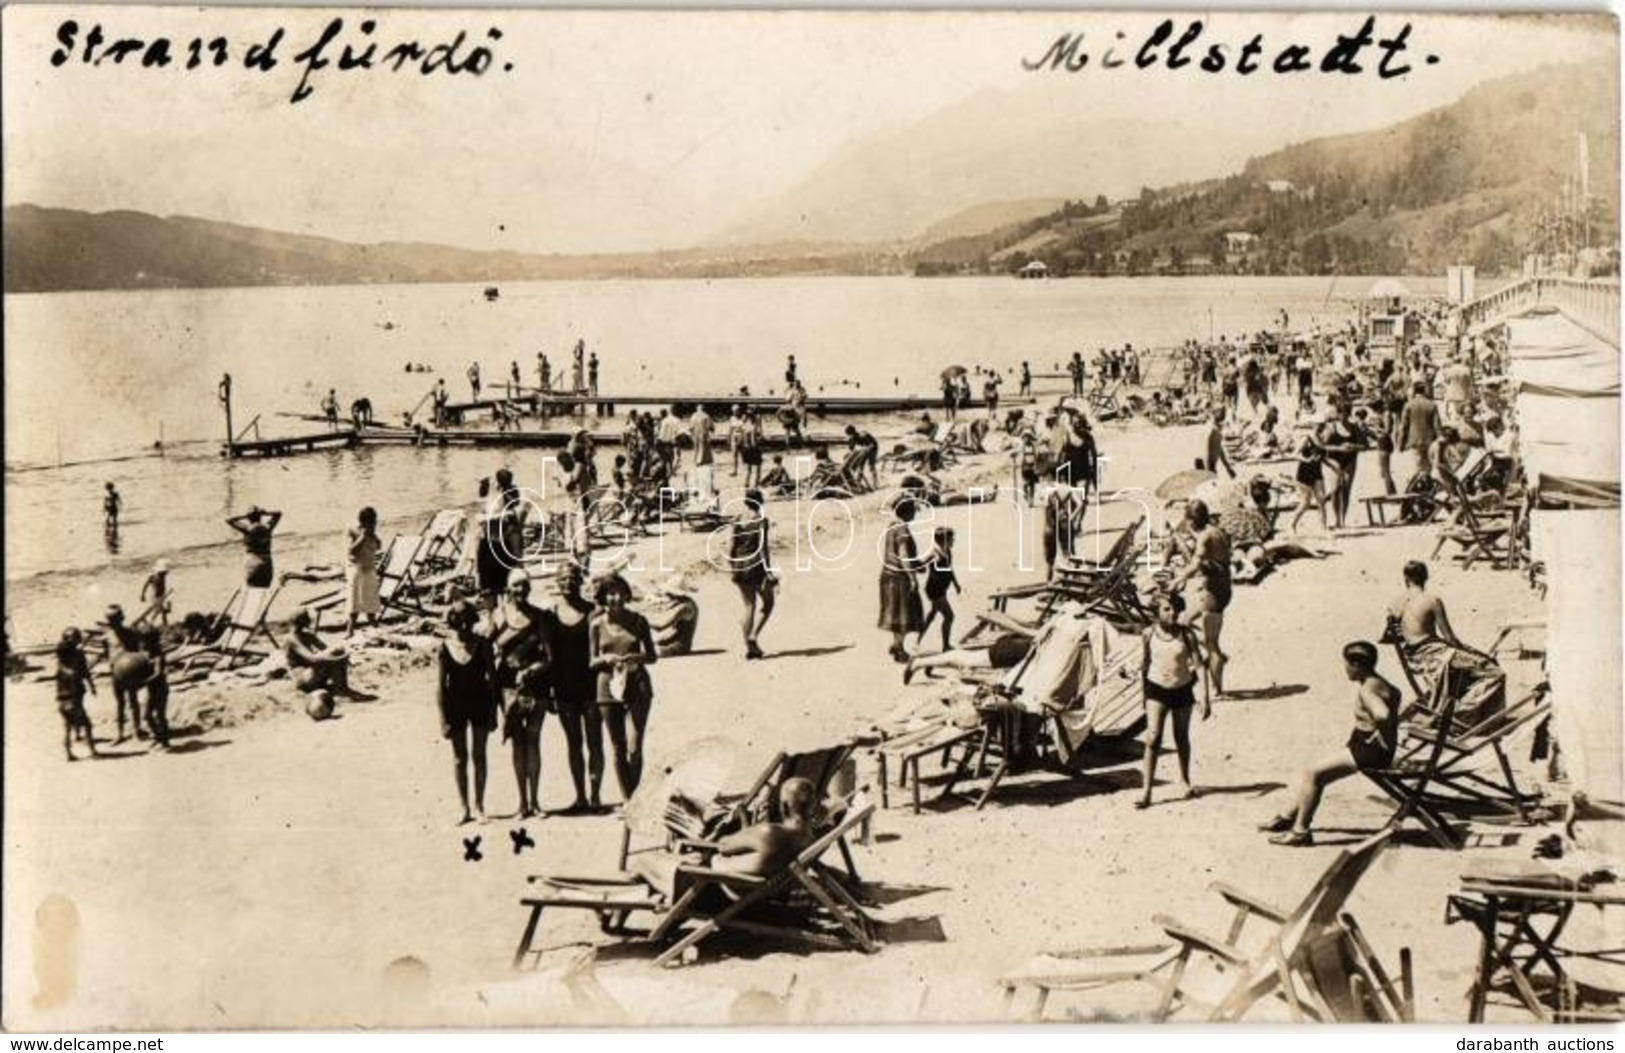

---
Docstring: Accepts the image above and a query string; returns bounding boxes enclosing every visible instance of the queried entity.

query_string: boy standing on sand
[140,559,173,628]
[54,629,99,761]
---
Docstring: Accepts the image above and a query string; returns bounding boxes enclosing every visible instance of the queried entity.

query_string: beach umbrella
[1154,468,1216,502]
[1366,278,1410,300]
[1191,478,1270,546]
[940,365,967,381]
[622,736,739,836]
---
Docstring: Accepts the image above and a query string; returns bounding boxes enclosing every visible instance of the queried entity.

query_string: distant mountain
[8,59,1616,292]
[910,58,1620,277]
[1,205,906,292]
[714,87,1284,247]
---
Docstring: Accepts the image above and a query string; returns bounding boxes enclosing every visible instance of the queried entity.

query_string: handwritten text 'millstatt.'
[1023,17,1440,78]
[49,16,512,104]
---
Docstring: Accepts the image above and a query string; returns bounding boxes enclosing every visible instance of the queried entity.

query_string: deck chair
[1393,682,1551,823]
[1002,831,1404,1022]
[172,585,282,678]
[1089,380,1126,420]
[375,534,430,614]
[415,509,467,574]
[1432,474,1516,569]
[619,742,860,873]
[515,793,880,970]
[935,615,1144,811]
[1364,673,1468,849]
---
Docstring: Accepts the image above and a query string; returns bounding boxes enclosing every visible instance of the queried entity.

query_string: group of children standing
[52,561,175,761]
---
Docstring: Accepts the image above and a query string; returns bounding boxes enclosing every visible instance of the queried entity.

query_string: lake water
[4,274,1437,640]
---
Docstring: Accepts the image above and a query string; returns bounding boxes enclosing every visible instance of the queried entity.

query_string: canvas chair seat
[516,793,879,970]
[1003,831,1410,1023]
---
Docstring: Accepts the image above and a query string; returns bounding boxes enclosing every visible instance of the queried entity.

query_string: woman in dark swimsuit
[541,562,603,814]
[1317,399,1364,530]
[729,488,776,659]
[1289,426,1330,536]
[227,506,282,587]
[494,571,553,818]
[437,600,502,824]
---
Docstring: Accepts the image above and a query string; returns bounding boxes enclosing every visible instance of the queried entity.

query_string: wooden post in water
[219,373,235,458]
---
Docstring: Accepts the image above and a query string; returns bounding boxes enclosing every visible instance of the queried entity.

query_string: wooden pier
[441,390,1029,420]
[226,429,359,458]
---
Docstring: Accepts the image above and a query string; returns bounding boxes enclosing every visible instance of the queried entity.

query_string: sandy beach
[3,408,1581,1030]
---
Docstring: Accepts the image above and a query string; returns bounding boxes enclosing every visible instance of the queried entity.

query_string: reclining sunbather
[631,777,817,899]
[902,631,1033,684]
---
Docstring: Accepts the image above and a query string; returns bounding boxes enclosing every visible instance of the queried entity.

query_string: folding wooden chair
[1395,682,1551,823]
[515,794,880,970]
[415,509,467,575]
[375,534,430,614]
[1364,673,1467,849]
[172,585,282,678]
[1432,475,1516,569]
[619,742,859,871]
[1003,832,1406,1022]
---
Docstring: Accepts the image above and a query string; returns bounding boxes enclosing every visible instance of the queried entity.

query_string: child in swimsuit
[54,629,98,761]
[918,527,961,652]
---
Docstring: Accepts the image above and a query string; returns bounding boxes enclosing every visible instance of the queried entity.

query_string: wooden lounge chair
[910,615,1144,812]
[172,585,282,679]
[375,534,431,614]
[1002,831,1407,1022]
[1432,474,1517,569]
[514,793,880,970]
[1090,380,1126,420]
[619,742,860,871]
[415,509,468,575]
[1392,682,1551,824]
[1364,673,1468,849]
[970,518,1151,640]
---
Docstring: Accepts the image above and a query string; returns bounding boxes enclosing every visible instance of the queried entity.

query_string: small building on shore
[1016,260,1049,280]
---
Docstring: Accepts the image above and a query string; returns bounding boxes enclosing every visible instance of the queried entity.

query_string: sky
[2,6,1616,253]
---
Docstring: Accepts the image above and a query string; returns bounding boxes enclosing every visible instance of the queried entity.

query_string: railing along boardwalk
[1459,276,1620,349]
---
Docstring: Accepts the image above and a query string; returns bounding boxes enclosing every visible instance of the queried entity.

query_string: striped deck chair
[375,534,429,614]
[416,509,467,574]
[173,585,282,678]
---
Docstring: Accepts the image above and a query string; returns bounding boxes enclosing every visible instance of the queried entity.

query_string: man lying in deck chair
[632,777,817,899]
[1259,641,1400,847]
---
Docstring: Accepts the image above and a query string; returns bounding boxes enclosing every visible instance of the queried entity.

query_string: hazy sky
[2,6,1615,253]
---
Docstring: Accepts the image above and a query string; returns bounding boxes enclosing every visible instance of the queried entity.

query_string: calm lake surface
[4,275,1439,638]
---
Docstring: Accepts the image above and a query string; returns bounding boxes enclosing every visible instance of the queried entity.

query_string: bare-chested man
[634,777,818,898]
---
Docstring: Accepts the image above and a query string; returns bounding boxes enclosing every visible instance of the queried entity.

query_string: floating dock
[441,390,1029,420]
[226,429,358,458]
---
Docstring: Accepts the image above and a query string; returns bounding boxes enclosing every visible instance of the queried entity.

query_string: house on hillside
[1264,180,1296,195]
[1224,231,1260,270]
[1224,231,1258,254]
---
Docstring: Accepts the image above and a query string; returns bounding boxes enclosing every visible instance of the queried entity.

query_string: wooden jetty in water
[226,429,359,458]
[216,373,1007,460]
[441,389,1030,420]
